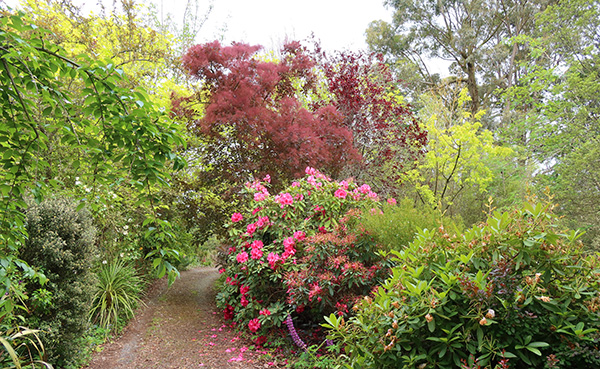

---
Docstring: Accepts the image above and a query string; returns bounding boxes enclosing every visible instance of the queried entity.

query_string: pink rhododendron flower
[305,166,317,175]
[307,176,317,186]
[219,268,226,274]
[358,184,371,194]
[267,252,280,269]
[334,188,347,199]
[293,231,306,241]
[292,181,301,187]
[251,248,263,260]
[294,193,304,201]
[283,237,295,248]
[251,240,264,249]
[248,318,261,332]
[367,191,378,200]
[231,213,243,222]
[263,174,271,183]
[275,193,293,208]
[255,216,270,228]
[254,192,267,202]
[259,308,271,316]
[236,252,249,263]
[252,207,262,215]
[246,223,257,235]
[387,197,397,205]
[338,180,349,190]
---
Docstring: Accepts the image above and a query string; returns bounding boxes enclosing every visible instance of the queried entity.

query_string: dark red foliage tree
[175,41,360,189]
[310,45,428,194]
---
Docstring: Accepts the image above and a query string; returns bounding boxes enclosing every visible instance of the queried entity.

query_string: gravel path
[84,267,283,369]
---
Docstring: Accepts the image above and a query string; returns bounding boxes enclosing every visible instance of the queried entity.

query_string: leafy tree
[176,41,361,188]
[502,0,600,246]
[0,11,184,323]
[367,0,548,121]
[310,46,428,195]
[401,88,514,220]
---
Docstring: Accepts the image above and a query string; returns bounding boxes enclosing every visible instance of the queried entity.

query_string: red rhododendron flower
[240,285,250,295]
[248,318,261,332]
[231,213,243,222]
[255,335,267,346]
[259,308,271,316]
[241,295,249,307]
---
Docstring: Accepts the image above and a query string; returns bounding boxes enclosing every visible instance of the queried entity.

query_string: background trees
[366,0,549,124]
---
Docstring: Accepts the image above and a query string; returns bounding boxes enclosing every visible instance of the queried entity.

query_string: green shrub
[20,197,96,368]
[325,202,600,368]
[361,197,463,250]
[89,259,144,334]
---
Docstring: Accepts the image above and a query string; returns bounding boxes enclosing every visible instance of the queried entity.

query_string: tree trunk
[466,61,480,116]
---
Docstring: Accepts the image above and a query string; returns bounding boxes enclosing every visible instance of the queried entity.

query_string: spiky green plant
[89,259,144,333]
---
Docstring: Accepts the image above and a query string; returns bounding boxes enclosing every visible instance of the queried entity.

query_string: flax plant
[89,259,144,333]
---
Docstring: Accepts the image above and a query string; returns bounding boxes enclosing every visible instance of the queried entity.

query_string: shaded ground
[84,267,287,369]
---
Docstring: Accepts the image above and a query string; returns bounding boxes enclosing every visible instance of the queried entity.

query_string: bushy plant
[325,201,600,368]
[361,197,463,250]
[89,258,144,333]
[20,197,96,368]
[216,168,392,345]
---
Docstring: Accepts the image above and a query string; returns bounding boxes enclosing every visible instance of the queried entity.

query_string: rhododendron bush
[324,202,600,368]
[215,168,393,343]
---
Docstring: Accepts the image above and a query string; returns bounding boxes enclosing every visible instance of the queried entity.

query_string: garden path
[84,267,283,369]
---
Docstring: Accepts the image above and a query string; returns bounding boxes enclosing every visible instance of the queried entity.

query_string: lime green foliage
[90,259,144,333]
[19,198,96,368]
[0,325,52,369]
[326,202,600,368]
[402,88,514,217]
[361,198,463,251]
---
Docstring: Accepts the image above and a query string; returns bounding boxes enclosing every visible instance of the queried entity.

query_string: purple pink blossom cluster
[218,167,394,342]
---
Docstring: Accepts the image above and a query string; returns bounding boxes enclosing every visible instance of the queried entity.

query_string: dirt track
[84,267,283,369]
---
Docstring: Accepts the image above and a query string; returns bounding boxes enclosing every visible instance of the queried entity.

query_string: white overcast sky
[2,0,393,51]
[193,0,392,51]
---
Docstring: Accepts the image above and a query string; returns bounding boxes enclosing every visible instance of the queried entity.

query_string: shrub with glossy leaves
[325,202,600,368]
[20,197,96,368]
[216,168,392,344]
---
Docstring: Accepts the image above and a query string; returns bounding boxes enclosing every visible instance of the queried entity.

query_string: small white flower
[102,260,107,264]
[120,253,124,258]
[123,225,129,230]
